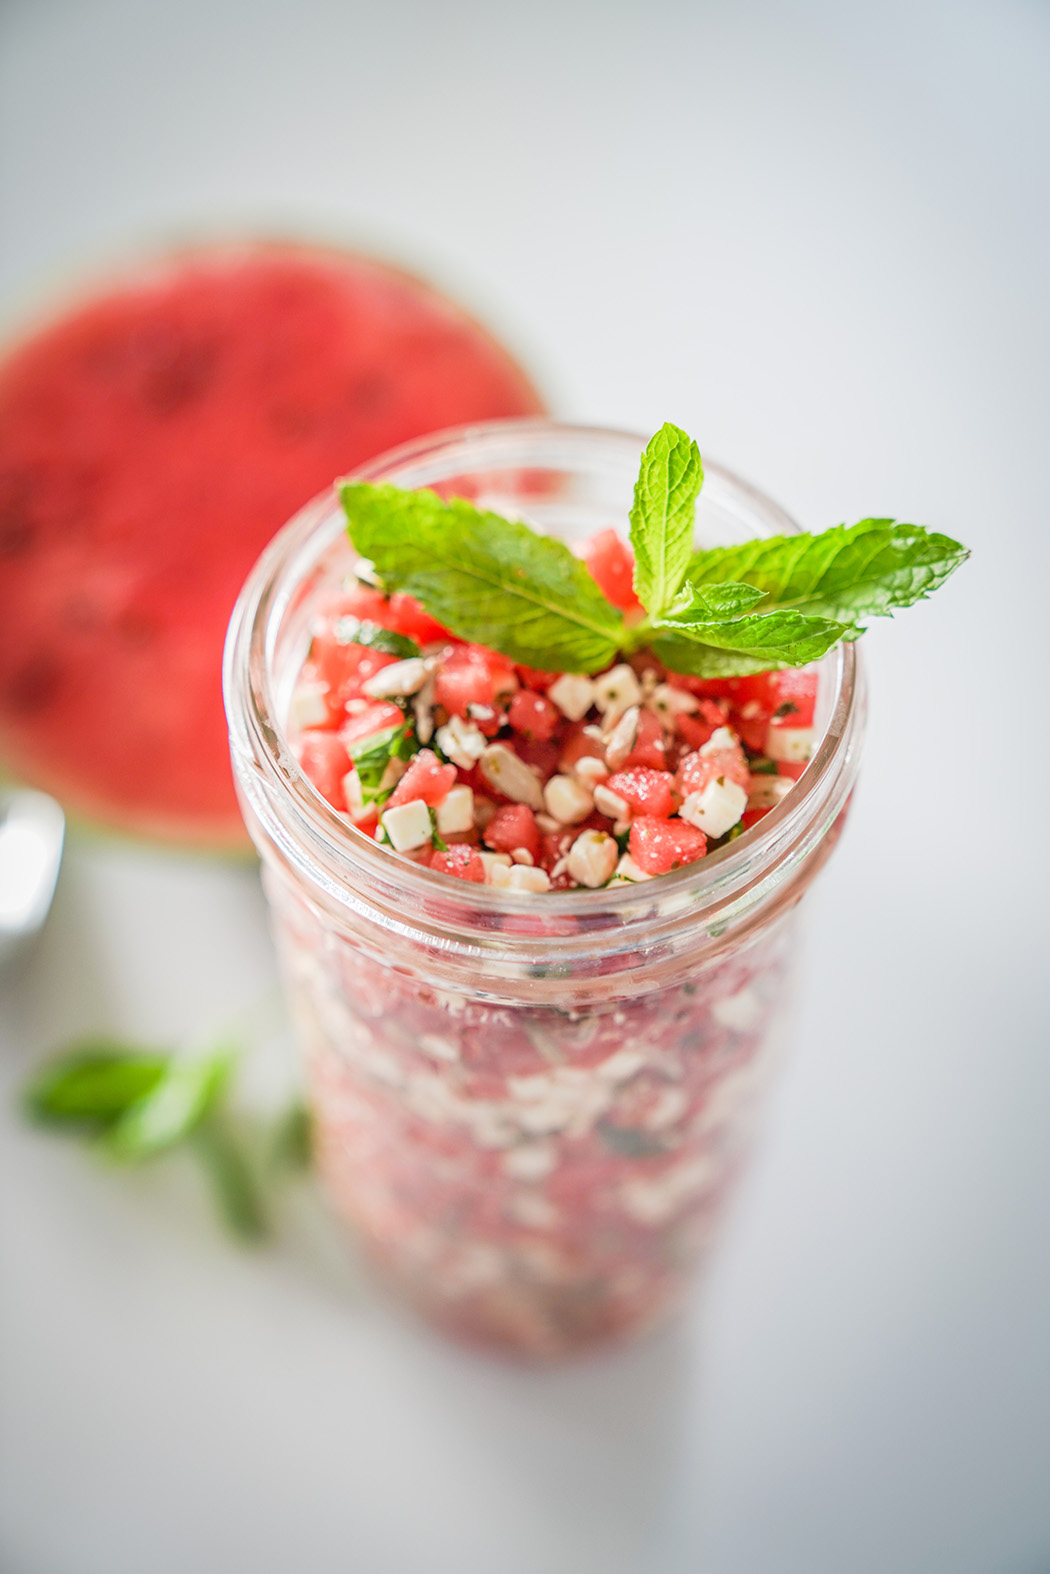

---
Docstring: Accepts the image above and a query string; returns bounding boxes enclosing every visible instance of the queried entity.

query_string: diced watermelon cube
[515,737,562,779]
[386,592,452,644]
[429,844,486,882]
[560,722,606,773]
[386,748,457,808]
[311,631,400,705]
[776,760,808,782]
[515,664,557,692]
[629,816,707,873]
[581,529,644,614]
[483,803,542,863]
[340,701,405,749]
[624,707,667,770]
[675,739,750,797]
[604,767,676,819]
[435,644,517,718]
[766,669,818,728]
[673,697,731,752]
[295,731,351,809]
[507,689,560,742]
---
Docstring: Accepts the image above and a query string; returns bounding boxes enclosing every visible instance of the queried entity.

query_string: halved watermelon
[0,242,544,847]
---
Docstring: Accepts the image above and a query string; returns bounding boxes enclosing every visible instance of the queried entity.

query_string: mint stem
[191,1118,269,1242]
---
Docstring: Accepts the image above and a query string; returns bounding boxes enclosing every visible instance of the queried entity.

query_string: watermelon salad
[287,527,817,890]
[267,517,821,1351]
[229,420,963,1354]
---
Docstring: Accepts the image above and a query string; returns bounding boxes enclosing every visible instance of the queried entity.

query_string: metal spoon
[0,789,65,971]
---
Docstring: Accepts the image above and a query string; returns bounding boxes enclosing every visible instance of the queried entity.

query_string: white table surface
[2,2,1048,1570]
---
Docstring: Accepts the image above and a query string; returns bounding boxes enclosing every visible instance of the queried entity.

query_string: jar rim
[224,418,865,958]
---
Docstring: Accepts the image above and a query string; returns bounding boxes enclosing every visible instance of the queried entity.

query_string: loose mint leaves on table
[22,1040,311,1241]
[340,421,968,677]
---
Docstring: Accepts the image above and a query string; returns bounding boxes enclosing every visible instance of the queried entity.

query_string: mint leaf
[667,581,767,621]
[629,423,703,619]
[685,518,969,623]
[341,483,623,673]
[22,1043,168,1131]
[331,616,419,660]
[100,1046,234,1163]
[652,608,854,677]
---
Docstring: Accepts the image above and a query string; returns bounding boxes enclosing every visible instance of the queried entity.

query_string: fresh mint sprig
[339,424,968,678]
[21,1039,310,1242]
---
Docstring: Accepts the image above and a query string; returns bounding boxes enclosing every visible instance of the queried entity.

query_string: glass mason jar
[224,420,866,1359]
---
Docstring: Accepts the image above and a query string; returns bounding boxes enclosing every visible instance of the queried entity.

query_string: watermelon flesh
[0,244,544,847]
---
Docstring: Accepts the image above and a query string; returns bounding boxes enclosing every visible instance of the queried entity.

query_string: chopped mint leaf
[685,518,969,623]
[629,423,703,620]
[348,720,417,805]
[598,1121,668,1158]
[340,482,623,673]
[100,1045,234,1163]
[428,808,448,853]
[748,756,780,775]
[22,1043,168,1132]
[333,616,419,660]
[652,608,854,677]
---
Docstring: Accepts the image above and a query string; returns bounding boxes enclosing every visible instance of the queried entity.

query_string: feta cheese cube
[610,853,651,883]
[567,829,619,888]
[648,682,698,722]
[543,774,593,825]
[507,864,552,893]
[603,704,641,771]
[479,744,545,809]
[573,755,609,789]
[548,672,595,721]
[479,851,513,883]
[765,724,815,763]
[289,681,330,730]
[361,657,427,699]
[593,783,630,820]
[435,715,486,769]
[593,663,642,720]
[380,798,433,852]
[699,725,739,757]
[435,784,474,835]
[680,777,748,838]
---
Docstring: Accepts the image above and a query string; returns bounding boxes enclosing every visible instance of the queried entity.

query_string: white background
[1,2,1048,1570]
